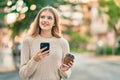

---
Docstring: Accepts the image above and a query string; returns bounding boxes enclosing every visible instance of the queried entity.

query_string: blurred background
[0,0,120,80]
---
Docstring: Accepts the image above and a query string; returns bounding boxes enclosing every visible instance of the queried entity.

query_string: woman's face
[39,10,55,31]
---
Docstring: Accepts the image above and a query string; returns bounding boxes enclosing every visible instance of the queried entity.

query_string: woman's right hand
[33,47,50,62]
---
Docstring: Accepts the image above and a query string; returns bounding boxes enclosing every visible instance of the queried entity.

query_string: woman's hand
[60,61,74,72]
[33,47,51,62]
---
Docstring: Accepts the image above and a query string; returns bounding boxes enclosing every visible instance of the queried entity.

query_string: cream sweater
[19,35,71,80]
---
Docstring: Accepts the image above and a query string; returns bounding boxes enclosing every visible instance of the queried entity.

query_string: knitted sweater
[19,35,71,80]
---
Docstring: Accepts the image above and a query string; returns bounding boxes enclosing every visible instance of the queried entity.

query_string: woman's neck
[40,31,53,38]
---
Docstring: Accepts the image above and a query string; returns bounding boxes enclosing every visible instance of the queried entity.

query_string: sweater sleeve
[58,38,71,79]
[19,37,39,79]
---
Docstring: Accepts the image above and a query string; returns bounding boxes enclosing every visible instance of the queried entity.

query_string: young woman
[19,6,74,80]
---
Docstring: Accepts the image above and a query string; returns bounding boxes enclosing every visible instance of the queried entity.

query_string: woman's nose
[43,19,49,24]
[43,18,48,22]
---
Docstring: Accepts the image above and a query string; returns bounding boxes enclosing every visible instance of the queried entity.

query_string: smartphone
[40,42,50,52]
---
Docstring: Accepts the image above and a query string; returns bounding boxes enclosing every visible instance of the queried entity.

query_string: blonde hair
[28,6,61,38]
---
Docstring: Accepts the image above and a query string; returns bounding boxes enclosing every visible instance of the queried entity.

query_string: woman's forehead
[40,10,54,16]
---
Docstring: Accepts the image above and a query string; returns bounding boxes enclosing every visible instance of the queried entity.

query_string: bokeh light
[30,4,36,11]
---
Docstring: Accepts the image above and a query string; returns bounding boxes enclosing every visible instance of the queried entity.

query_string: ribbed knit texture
[19,35,71,80]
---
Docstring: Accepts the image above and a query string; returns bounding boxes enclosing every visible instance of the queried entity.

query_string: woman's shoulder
[58,37,69,44]
[59,37,67,41]
[58,37,69,49]
[22,35,35,43]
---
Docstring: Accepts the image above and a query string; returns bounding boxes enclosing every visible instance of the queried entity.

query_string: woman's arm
[19,37,39,79]
[58,38,72,79]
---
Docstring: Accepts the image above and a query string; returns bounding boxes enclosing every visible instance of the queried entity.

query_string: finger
[42,50,51,58]
[67,63,72,68]
[42,50,50,55]
[69,61,74,65]
[62,64,69,68]
[40,47,47,52]
[70,60,74,63]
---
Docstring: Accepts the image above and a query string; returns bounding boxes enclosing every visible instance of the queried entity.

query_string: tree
[99,0,120,54]
[0,0,59,39]
[99,0,120,37]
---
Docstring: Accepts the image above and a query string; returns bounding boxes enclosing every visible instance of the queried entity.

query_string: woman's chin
[41,28,51,31]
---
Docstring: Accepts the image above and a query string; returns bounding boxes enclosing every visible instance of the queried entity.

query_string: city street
[0,69,20,80]
[0,54,120,80]
[0,0,120,80]
[68,54,120,80]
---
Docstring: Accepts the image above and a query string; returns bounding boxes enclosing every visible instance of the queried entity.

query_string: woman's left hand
[60,61,74,72]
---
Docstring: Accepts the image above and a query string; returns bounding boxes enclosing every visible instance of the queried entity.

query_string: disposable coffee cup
[63,53,75,65]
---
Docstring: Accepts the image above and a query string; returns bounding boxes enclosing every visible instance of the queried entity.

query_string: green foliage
[69,32,89,49]
[96,45,113,55]
[99,0,120,36]
[1,0,59,40]
[71,48,95,53]
[0,0,7,8]
[105,45,113,55]
[96,46,104,55]
[115,47,120,55]
[96,44,120,55]
[24,0,58,10]
[98,0,120,55]
[63,25,72,35]
[0,13,5,20]
[115,39,120,55]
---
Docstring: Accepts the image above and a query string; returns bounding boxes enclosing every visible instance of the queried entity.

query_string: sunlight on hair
[114,0,120,7]
[27,22,34,35]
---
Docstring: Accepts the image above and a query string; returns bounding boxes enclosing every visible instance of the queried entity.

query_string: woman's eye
[40,16,45,19]
[48,16,53,20]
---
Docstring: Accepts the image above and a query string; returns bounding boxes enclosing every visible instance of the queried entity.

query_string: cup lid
[66,53,75,59]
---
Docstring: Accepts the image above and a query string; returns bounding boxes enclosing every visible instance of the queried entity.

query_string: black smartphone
[40,42,50,52]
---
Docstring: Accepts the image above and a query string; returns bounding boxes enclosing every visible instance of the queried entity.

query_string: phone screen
[40,42,50,52]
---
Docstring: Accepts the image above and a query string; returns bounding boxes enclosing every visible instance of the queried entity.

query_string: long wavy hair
[28,6,61,38]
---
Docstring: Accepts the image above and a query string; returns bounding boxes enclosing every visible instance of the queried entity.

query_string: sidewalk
[81,53,120,61]
[67,54,120,80]
[0,69,20,80]
[0,48,16,73]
